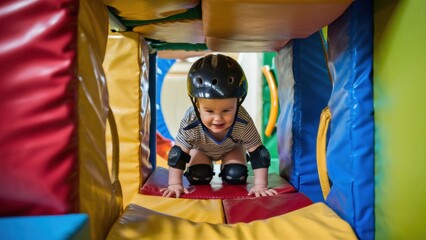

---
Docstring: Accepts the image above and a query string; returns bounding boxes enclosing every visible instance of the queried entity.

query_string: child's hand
[160,184,189,198]
[248,184,278,197]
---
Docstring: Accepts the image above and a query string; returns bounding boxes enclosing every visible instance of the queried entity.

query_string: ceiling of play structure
[105,0,352,58]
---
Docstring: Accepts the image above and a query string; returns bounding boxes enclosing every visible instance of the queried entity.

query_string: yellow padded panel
[203,0,352,40]
[78,0,121,239]
[104,0,199,21]
[130,194,224,224]
[133,19,204,44]
[107,202,357,240]
[202,0,352,52]
[104,31,145,207]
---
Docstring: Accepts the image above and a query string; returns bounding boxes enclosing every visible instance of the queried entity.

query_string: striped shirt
[175,106,262,160]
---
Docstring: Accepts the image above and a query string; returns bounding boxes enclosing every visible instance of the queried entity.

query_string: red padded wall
[0,1,79,215]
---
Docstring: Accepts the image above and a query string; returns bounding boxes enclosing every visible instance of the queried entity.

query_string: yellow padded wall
[78,0,121,239]
[104,32,153,207]
[139,36,153,187]
[374,0,426,238]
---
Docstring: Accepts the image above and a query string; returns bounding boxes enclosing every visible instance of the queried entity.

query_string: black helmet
[187,54,248,100]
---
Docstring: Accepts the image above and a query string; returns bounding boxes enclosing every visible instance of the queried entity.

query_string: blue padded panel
[0,214,90,240]
[291,32,333,203]
[326,0,375,239]
[276,42,295,189]
[278,32,332,203]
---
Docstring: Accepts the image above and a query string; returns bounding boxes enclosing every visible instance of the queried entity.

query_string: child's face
[197,98,238,135]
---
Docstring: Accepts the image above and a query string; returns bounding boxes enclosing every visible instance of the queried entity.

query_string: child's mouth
[212,123,225,129]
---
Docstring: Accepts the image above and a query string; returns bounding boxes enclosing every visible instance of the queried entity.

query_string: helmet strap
[190,97,202,122]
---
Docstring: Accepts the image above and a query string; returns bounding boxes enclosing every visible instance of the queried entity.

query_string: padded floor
[223,192,313,224]
[107,166,358,239]
[130,193,224,224]
[106,202,357,240]
[140,167,296,199]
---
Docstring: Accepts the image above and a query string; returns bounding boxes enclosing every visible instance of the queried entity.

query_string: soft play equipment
[103,31,153,208]
[277,31,333,203]
[1,0,426,240]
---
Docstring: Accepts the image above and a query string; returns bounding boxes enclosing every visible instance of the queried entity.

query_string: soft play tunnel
[1,0,426,240]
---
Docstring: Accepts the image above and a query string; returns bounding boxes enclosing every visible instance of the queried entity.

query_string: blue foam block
[0,214,90,240]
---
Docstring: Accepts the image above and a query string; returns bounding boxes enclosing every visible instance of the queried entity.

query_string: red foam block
[223,192,313,223]
[141,167,296,199]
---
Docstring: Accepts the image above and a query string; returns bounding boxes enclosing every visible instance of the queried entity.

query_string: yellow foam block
[130,194,224,224]
[107,202,357,240]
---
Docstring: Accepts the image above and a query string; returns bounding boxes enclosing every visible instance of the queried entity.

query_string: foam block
[223,192,313,224]
[130,194,224,224]
[0,214,90,240]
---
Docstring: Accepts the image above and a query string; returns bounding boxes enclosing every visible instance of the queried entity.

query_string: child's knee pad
[219,164,248,185]
[184,164,214,185]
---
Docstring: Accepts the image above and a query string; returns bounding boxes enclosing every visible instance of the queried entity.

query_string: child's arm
[160,143,190,198]
[247,145,279,197]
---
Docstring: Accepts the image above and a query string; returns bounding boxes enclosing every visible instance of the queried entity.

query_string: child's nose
[213,114,223,121]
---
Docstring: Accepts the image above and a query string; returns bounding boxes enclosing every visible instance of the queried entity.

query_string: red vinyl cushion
[141,167,296,199]
[0,1,78,215]
[223,192,313,224]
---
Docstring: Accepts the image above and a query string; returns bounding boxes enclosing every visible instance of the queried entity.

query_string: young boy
[160,54,278,198]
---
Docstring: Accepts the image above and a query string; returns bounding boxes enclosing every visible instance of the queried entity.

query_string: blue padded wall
[278,31,332,203]
[156,58,176,141]
[326,0,375,239]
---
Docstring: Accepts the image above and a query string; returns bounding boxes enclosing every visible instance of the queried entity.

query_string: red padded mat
[223,192,313,223]
[141,167,296,199]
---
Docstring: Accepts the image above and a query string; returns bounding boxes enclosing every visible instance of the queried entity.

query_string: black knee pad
[219,164,248,185]
[184,164,214,185]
